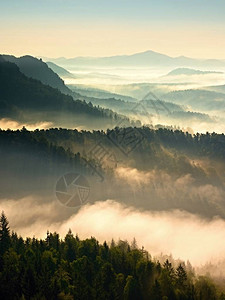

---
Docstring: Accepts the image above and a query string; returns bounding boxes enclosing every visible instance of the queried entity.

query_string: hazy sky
[1,0,225,58]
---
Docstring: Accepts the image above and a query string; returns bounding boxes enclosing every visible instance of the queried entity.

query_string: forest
[0,211,225,300]
[0,127,224,217]
[0,59,134,129]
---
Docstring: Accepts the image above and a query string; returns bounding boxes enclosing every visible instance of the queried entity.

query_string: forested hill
[1,54,70,94]
[0,127,86,197]
[0,128,224,216]
[0,212,224,300]
[0,60,134,129]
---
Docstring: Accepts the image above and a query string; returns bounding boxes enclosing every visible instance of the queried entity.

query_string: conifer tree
[0,211,11,257]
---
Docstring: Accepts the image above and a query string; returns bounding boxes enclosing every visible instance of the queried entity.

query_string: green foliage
[0,215,224,300]
[195,276,217,300]
[0,211,11,260]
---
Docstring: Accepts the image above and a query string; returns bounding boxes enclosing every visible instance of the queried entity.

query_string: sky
[1,0,225,59]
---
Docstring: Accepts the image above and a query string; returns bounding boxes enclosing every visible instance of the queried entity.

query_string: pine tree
[123,275,140,300]
[151,280,162,300]
[0,211,11,257]
[131,237,138,250]
[176,264,187,287]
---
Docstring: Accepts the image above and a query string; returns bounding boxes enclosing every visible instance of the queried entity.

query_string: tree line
[0,212,224,300]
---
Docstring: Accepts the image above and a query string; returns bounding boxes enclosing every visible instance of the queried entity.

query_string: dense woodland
[0,212,225,300]
[1,127,224,182]
[1,127,224,161]
[0,127,224,201]
[0,127,85,198]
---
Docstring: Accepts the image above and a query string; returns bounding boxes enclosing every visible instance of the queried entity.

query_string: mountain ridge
[0,59,134,129]
[43,50,225,68]
[1,54,71,94]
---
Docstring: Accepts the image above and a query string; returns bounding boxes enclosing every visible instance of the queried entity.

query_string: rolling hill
[165,68,223,76]
[0,59,134,129]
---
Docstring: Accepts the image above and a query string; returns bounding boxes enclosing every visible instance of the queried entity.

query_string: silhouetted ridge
[1,54,70,94]
[0,60,133,128]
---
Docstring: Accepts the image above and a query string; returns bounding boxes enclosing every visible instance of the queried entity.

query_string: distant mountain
[68,85,137,102]
[166,68,223,76]
[1,54,71,94]
[46,61,75,79]
[2,55,138,103]
[87,96,183,114]
[88,96,215,124]
[204,84,225,94]
[169,110,213,122]
[0,59,134,129]
[45,50,225,69]
[46,61,122,81]
[164,89,225,111]
[45,50,178,67]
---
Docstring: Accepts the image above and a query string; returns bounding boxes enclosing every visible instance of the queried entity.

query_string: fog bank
[2,197,225,266]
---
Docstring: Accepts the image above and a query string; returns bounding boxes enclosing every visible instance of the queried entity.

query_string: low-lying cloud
[114,167,225,211]
[2,196,225,267]
[0,118,52,130]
